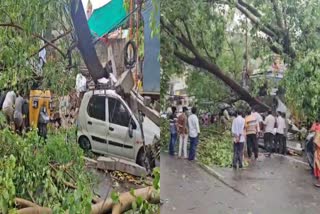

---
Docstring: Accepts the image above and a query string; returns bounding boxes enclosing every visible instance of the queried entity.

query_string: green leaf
[111,191,120,204]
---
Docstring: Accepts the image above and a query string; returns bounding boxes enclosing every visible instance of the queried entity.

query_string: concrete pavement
[161,152,320,214]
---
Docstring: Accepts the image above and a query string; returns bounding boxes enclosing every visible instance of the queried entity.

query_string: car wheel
[137,147,155,172]
[78,136,91,151]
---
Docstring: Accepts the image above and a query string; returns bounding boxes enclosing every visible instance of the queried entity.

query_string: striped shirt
[245,114,260,135]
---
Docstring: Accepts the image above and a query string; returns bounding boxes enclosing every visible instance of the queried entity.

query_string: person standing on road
[13,91,25,134]
[252,108,263,138]
[169,106,178,156]
[283,112,289,154]
[312,118,320,187]
[2,89,16,127]
[263,110,276,157]
[275,112,286,154]
[188,107,200,161]
[232,111,245,169]
[177,107,188,159]
[245,109,260,160]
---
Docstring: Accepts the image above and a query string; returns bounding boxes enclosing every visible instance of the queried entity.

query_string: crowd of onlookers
[168,106,200,161]
[0,88,29,134]
[167,105,290,167]
[231,108,288,169]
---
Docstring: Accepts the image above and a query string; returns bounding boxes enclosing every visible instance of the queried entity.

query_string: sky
[81,0,112,11]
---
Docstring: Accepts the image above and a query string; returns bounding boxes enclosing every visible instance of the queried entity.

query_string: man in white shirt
[188,107,200,161]
[75,72,87,108]
[263,110,276,156]
[232,111,245,169]
[2,89,16,126]
[275,111,286,154]
[252,108,263,137]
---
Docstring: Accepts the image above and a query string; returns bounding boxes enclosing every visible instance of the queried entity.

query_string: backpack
[0,91,8,110]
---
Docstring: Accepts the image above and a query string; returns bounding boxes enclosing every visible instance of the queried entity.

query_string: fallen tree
[14,187,160,214]
[91,186,160,214]
[161,16,269,111]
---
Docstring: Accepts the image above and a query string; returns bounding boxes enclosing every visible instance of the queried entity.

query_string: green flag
[88,0,127,37]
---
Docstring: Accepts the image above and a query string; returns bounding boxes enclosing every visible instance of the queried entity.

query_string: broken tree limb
[92,196,102,204]
[15,198,39,208]
[90,198,114,214]
[29,29,72,58]
[111,187,160,214]
[91,187,159,214]
[50,172,77,189]
[17,207,52,214]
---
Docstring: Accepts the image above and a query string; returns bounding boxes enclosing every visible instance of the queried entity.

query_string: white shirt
[2,91,16,109]
[264,114,276,133]
[188,114,200,138]
[232,115,245,142]
[76,73,87,92]
[276,116,286,134]
[253,112,263,123]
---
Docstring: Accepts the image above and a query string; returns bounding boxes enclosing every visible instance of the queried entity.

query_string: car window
[108,97,131,127]
[87,95,106,121]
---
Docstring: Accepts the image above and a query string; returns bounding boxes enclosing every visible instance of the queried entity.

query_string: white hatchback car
[77,89,160,167]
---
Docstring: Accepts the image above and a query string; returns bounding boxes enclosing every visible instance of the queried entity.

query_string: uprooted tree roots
[15,187,160,214]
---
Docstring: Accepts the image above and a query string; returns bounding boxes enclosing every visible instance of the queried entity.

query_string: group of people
[169,106,200,161]
[231,108,288,169]
[0,88,29,134]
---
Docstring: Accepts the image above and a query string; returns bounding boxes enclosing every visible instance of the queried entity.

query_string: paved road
[161,152,320,214]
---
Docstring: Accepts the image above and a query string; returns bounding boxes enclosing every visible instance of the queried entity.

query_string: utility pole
[129,0,134,39]
[243,17,249,89]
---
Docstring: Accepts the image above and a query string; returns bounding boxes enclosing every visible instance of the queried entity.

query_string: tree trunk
[198,56,269,111]
[174,51,270,112]
[91,187,159,214]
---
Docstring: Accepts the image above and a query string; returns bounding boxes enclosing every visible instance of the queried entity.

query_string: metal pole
[129,0,134,39]
[245,17,248,86]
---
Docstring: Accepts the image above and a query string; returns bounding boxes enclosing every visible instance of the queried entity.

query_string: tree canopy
[0,0,78,95]
[161,0,320,121]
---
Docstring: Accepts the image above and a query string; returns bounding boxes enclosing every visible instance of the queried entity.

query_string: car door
[106,97,135,159]
[86,95,108,154]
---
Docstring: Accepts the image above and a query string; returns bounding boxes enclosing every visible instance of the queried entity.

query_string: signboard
[142,0,160,94]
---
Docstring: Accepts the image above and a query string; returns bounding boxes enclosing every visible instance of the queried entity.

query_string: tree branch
[29,29,72,58]
[167,16,270,110]
[238,0,261,18]
[161,17,199,57]
[182,19,193,45]
[270,0,285,30]
[0,23,66,58]
[267,37,283,55]
[174,51,200,66]
[234,3,278,39]
[200,30,216,61]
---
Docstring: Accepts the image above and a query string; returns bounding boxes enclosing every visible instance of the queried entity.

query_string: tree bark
[111,187,160,214]
[90,187,160,214]
[17,207,52,214]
